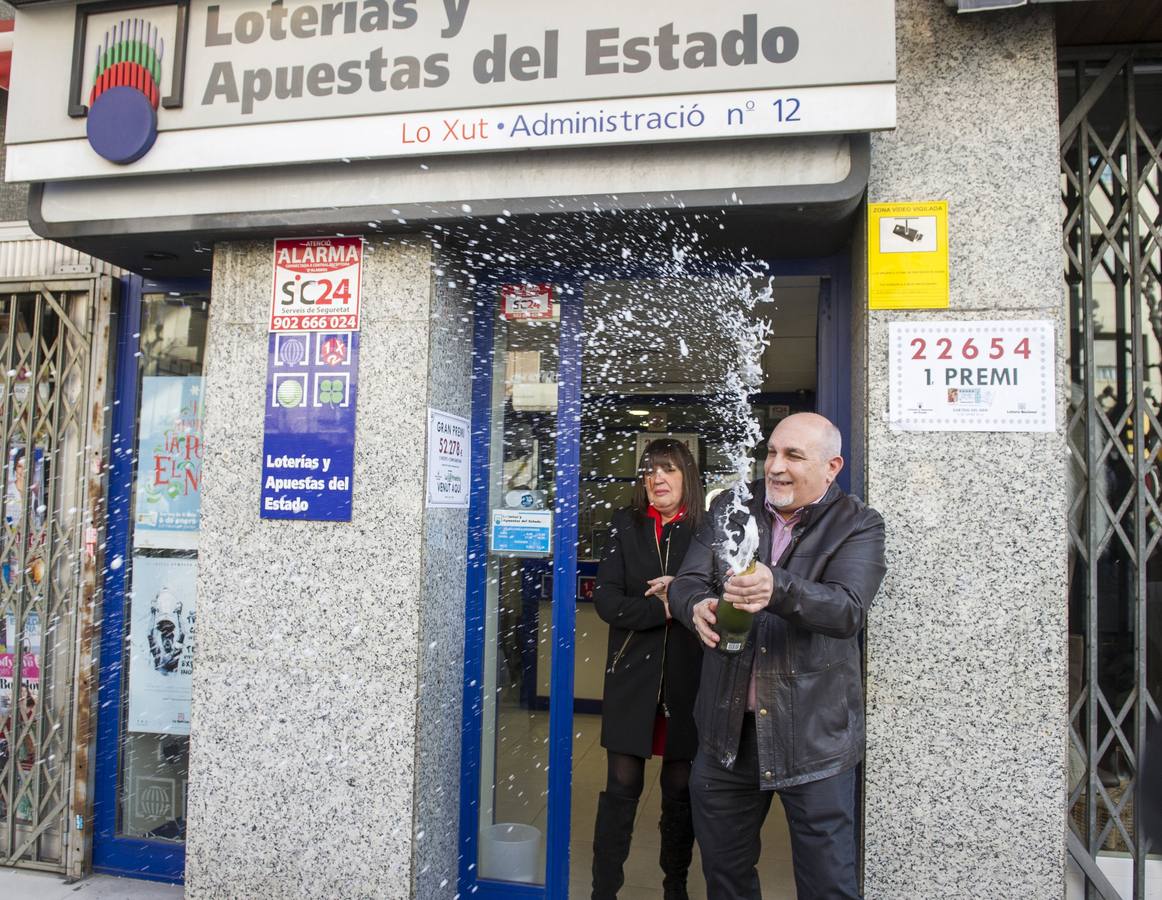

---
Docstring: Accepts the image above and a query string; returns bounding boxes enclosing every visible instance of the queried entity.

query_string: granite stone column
[184,237,470,898]
[861,3,1068,898]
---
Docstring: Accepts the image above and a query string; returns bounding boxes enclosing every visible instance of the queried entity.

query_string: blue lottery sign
[490,509,553,557]
[260,331,358,521]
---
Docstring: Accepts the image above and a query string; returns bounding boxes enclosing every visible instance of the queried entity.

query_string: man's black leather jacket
[669,480,886,789]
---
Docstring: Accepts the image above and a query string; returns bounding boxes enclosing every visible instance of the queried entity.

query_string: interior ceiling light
[627,409,650,417]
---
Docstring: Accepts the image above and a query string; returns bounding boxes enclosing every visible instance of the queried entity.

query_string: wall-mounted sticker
[427,409,471,509]
[501,284,555,321]
[270,237,362,333]
[868,201,950,309]
[889,320,1055,432]
[260,331,359,521]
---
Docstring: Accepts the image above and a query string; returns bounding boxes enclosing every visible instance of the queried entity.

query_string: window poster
[134,377,204,549]
[0,610,41,822]
[126,556,197,736]
[4,444,45,532]
[2,444,46,588]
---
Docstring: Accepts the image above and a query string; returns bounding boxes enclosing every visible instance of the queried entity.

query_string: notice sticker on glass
[126,556,197,736]
[501,284,554,321]
[490,509,553,557]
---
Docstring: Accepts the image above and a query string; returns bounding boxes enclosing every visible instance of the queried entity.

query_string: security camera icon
[892,221,924,243]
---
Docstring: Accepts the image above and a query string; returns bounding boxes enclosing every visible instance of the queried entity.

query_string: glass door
[93,277,209,882]
[459,256,850,900]
[459,280,581,899]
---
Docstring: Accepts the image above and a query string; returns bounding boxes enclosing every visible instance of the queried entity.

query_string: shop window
[114,291,208,844]
[474,284,562,885]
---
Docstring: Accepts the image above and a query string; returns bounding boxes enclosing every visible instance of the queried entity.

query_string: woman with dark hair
[591,437,705,900]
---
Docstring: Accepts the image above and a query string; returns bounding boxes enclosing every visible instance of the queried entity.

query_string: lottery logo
[275,377,305,409]
[319,335,349,366]
[85,18,165,164]
[278,336,307,367]
[69,3,190,166]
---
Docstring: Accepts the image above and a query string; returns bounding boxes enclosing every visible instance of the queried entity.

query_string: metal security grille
[1060,47,1162,899]
[0,280,110,875]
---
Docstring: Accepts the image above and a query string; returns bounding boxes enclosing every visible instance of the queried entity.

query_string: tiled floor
[481,706,796,897]
[569,713,797,900]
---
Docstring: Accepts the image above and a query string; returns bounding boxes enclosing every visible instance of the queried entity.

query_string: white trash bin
[480,822,541,883]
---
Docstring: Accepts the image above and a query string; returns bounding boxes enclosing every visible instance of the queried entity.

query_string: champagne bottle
[715,559,755,654]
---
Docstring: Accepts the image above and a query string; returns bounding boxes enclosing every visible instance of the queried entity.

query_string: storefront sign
[270,237,362,332]
[260,330,359,520]
[7,1,895,180]
[427,408,470,509]
[501,284,553,321]
[490,509,552,557]
[889,320,1055,432]
[868,201,950,310]
[134,377,204,550]
[126,556,197,735]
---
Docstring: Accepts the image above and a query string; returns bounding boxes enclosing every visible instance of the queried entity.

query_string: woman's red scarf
[646,504,686,542]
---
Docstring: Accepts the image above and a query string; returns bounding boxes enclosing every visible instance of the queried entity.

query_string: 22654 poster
[889,320,1055,432]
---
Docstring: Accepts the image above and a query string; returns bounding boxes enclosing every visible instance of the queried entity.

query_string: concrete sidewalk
[0,868,183,899]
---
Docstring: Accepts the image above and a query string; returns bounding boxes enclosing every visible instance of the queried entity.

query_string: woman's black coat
[593,506,702,760]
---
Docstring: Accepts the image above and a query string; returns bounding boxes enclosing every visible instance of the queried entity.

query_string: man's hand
[723,562,775,614]
[692,598,720,648]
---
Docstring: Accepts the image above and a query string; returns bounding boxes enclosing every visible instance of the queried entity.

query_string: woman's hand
[645,575,675,619]
[644,575,674,600]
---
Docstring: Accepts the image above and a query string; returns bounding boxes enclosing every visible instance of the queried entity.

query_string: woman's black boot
[659,796,695,900]
[591,791,638,899]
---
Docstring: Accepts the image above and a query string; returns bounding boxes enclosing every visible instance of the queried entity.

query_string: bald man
[670,413,886,900]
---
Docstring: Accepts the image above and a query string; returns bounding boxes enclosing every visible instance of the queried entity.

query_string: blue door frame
[457,254,852,900]
[92,274,209,884]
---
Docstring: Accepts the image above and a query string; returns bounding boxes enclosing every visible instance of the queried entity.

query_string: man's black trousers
[690,715,861,900]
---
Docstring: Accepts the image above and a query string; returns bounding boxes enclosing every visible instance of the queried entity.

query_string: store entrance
[568,274,832,899]
[458,256,851,900]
